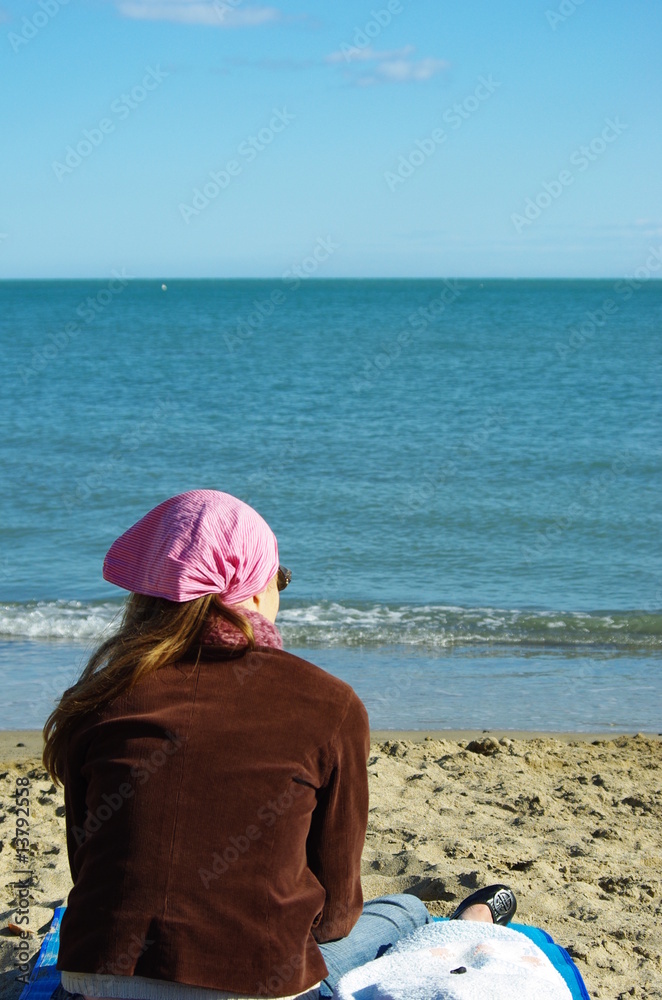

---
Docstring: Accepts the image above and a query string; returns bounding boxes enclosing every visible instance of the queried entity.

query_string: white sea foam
[0,600,121,642]
[0,600,658,649]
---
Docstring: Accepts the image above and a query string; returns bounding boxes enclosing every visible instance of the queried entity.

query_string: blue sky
[1,0,661,277]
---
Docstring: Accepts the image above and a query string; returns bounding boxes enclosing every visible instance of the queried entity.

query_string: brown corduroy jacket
[57,645,370,997]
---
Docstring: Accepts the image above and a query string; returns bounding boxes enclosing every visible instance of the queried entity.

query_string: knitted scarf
[198,609,283,652]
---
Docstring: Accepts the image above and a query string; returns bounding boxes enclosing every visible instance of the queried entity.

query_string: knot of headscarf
[103,490,279,604]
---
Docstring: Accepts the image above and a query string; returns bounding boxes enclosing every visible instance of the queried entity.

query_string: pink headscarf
[103,490,279,604]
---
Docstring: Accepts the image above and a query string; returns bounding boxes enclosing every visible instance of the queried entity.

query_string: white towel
[335,920,573,1000]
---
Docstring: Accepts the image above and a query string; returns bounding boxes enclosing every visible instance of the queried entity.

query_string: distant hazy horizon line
[3,275,662,283]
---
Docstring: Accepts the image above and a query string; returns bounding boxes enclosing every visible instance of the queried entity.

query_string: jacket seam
[161,665,199,928]
[263,797,277,980]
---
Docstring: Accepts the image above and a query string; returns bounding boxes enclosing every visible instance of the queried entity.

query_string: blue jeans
[50,894,431,999]
[317,893,431,997]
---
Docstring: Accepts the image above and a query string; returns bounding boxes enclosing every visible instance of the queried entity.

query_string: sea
[1,278,660,732]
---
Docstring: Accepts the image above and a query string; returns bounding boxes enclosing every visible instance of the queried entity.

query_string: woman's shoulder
[266,647,369,730]
[254,646,360,698]
[235,646,368,737]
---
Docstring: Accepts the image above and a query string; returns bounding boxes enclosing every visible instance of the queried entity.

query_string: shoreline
[2,728,661,758]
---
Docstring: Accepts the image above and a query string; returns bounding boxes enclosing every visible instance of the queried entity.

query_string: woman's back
[58,642,369,998]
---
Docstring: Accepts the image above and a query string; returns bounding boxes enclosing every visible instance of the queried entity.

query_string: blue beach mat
[19,908,590,999]
[505,922,590,999]
[18,906,65,1000]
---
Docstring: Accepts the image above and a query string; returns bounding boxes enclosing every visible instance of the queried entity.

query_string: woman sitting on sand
[43,490,516,1000]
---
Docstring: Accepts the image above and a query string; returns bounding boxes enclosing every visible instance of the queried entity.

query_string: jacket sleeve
[306,692,370,943]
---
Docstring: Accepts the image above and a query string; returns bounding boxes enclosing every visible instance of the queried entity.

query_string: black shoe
[450,884,517,925]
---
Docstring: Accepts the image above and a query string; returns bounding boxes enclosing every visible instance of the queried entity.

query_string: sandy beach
[1,730,660,999]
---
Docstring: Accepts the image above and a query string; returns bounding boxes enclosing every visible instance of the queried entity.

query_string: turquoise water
[1,279,660,730]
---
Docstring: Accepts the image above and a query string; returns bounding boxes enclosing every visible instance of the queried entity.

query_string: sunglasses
[277,565,292,591]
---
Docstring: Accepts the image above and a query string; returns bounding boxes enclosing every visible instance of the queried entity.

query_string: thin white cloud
[370,56,448,83]
[116,0,283,27]
[325,44,414,65]
[325,43,449,86]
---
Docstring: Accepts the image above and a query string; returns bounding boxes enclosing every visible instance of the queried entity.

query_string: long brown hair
[42,593,255,785]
